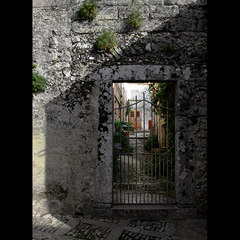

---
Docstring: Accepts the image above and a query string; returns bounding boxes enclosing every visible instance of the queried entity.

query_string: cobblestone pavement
[33,213,207,240]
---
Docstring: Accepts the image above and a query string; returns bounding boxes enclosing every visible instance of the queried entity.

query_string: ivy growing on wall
[148,82,175,154]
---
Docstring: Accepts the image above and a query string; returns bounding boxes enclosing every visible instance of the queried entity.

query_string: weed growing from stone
[96,29,119,53]
[77,0,98,20]
[163,43,174,52]
[127,1,145,29]
[32,71,47,95]
[128,11,144,29]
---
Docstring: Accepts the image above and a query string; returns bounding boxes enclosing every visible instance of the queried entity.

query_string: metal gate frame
[112,92,175,205]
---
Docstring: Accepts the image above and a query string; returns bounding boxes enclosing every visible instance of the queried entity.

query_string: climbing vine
[148,82,175,154]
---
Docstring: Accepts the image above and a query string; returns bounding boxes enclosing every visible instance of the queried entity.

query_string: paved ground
[33,213,207,240]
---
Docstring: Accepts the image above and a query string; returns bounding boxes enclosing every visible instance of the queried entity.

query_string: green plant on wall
[127,1,145,29]
[77,0,98,20]
[32,71,47,95]
[148,82,175,154]
[96,28,119,52]
[163,43,174,53]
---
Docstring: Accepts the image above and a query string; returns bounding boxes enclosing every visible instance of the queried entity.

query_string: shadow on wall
[33,2,207,216]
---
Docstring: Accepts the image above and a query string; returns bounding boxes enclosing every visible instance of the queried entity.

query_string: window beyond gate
[113,91,175,205]
[130,110,141,130]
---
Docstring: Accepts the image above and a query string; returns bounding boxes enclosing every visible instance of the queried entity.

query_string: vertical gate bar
[151,152,153,204]
[120,101,125,204]
[166,101,168,152]
[159,153,161,203]
[132,151,133,203]
[167,153,169,203]
[113,84,114,204]
[115,154,117,204]
[119,101,122,204]
[166,101,169,204]
[147,113,150,203]
[140,153,142,204]
[120,154,122,203]
[116,154,118,203]
[127,100,130,204]
[147,155,149,203]
[143,93,146,204]
[171,154,172,204]
[124,153,126,204]
[151,100,153,204]
[116,156,119,202]
[159,101,161,204]
[143,153,146,204]
[155,154,157,203]
[135,95,138,203]
[163,154,164,204]
[128,156,130,204]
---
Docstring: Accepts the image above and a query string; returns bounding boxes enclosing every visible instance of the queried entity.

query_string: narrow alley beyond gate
[113,130,175,205]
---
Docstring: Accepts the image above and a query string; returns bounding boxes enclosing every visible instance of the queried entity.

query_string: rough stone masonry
[32,0,207,218]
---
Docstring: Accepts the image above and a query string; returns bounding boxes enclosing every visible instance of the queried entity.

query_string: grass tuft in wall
[77,0,98,20]
[32,71,47,95]
[96,29,119,53]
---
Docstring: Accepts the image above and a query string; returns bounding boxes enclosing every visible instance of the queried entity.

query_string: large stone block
[96,6,118,20]
[166,18,197,32]
[150,5,179,19]
[72,19,129,33]
[119,6,150,19]
[164,0,199,5]
[175,131,196,206]
[103,0,130,5]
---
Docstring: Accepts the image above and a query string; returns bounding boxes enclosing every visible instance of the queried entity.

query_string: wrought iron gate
[113,93,175,204]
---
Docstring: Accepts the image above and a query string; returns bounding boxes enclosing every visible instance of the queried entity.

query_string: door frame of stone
[93,65,196,209]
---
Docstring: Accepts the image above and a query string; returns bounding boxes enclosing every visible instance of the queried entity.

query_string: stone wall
[33,0,207,218]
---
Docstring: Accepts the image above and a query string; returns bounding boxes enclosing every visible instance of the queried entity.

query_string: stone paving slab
[32,213,207,240]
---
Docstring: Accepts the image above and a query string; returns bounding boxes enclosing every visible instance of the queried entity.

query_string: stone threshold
[94,204,197,220]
